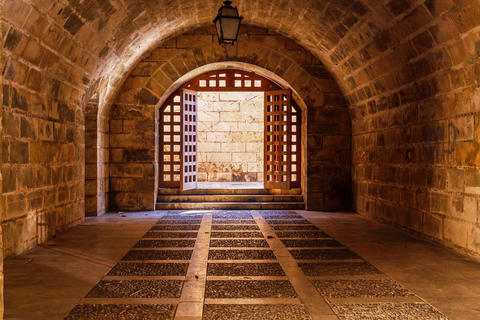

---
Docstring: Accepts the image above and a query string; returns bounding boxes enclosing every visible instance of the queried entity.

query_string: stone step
[156,195,304,203]
[155,202,305,210]
[157,188,302,195]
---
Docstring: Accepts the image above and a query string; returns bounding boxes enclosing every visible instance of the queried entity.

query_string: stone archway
[157,69,303,191]
[91,26,351,215]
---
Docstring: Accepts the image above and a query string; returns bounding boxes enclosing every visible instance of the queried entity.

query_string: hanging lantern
[213,1,244,45]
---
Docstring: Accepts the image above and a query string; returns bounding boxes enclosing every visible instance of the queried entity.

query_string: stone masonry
[108,26,350,212]
[3,3,480,311]
[197,91,264,183]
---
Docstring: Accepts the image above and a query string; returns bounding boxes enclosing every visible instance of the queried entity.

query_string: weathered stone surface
[197,92,263,182]
[3,0,480,279]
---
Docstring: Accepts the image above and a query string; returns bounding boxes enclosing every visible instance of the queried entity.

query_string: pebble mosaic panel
[208,249,276,260]
[299,262,383,276]
[107,263,189,276]
[122,250,193,261]
[207,263,285,276]
[65,304,176,320]
[203,304,311,320]
[209,239,269,247]
[86,280,183,298]
[205,280,297,298]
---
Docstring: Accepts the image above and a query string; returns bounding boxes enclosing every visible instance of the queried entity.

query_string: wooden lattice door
[264,89,300,189]
[159,91,182,188]
[181,89,198,191]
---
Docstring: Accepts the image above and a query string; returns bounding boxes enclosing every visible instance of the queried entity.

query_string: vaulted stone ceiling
[87,0,377,103]
[4,0,480,257]
[6,0,468,111]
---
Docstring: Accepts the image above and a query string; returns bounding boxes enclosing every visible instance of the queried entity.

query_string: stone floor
[196,182,264,189]
[4,210,480,319]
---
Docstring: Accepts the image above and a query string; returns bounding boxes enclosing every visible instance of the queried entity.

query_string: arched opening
[158,70,302,192]
[105,30,351,214]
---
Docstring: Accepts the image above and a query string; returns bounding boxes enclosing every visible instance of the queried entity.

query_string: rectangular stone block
[238,122,263,132]
[216,172,232,182]
[220,112,247,122]
[232,153,256,163]
[199,142,221,152]
[110,163,144,178]
[232,132,263,142]
[203,153,231,163]
[219,143,245,152]
[430,193,450,214]
[452,195,477,223]
[444,218,469,247]
[9,139,29,164]
[198,111,220,122]
[211,122,236,132]
[323,136,351,150]
[213,101,240,112]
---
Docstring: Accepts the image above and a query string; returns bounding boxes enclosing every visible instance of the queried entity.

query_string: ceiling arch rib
[93,0,372,111]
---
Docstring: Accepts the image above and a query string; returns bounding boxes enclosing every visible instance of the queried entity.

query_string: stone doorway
[197,91,264,184]
[158,69,301,191]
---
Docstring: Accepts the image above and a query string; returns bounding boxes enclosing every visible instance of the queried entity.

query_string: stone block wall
[2,0,93,258]
[85,99,109,216]
[197,91,264,182]
[0,3,4,315]
[108,26,351,211]
[343,0,480,256]
[109,103,156,211]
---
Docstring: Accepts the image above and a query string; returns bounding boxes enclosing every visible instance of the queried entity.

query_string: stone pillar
[85,101,100,216]
[0,0,5,317]
[85,99,108,216]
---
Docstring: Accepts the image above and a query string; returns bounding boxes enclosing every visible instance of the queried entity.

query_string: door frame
[158,69,301,190]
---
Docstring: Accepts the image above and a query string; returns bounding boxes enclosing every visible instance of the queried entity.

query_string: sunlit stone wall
[197,91,264,182]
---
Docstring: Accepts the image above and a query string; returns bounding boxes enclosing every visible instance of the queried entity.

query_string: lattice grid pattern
[290,102,301,188]
[184,70,278,91]
[159,91,182,188]
[159,71,301,191]
[181,89,198,190]
[264,90,292,189]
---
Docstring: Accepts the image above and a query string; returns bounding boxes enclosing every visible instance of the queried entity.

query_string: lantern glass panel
[222,18,240,42]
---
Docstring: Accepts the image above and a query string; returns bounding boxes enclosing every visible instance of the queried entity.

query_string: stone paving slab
[205,280,297,298]
[156,220,202,224]
[208,249,276,260]
[289,249,360,260]
[265,219,311,224]
[331,302,449,319]
[313,279,415,298]
[122,250,193,261]
[212,219,257,224]
[209,239,269,247]
[299,262,383,276]
[203,304,311,320]
[107,263,189,277]
[270,225,321,231]
[260,214,304,219]
[212,213,253,219]
[151,225,201,231]
[210,231,264,238]
[134,240,196,248]
[142,232,198,238]
[86,280,183,298]
[281,239,344,248]
[274,231,331,238]
[162,214,205,219]
[211,224,260,230]
[65,304,176,320]
[207,263,285,276]
[259,210,300,215]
